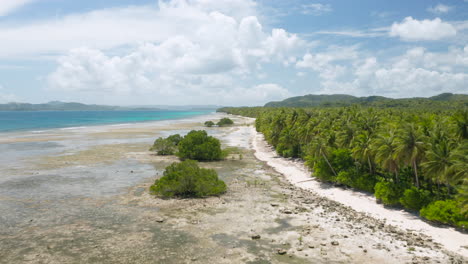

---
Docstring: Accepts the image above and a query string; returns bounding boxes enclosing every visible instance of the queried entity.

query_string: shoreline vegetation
[149,127,237,198]
[218,106,467,230]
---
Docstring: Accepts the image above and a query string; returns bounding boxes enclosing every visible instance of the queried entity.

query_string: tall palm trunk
[321,150,337,177]
[412,160,419,188]
[367,156,373,175]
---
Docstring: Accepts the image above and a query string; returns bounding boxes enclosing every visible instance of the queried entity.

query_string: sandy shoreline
[250,124,468,257]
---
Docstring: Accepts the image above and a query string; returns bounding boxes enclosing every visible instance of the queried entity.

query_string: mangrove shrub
[177,130,223,161]
[150,160,226,198]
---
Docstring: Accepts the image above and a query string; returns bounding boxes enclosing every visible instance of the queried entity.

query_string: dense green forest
[219,106,468,228]
[265,93,468,108]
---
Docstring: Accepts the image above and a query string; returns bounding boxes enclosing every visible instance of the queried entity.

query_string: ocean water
[0,110,213,132]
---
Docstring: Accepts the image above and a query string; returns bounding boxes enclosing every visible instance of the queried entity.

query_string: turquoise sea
[0,110,213,132]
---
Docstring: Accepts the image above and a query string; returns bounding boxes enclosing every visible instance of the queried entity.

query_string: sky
[0,0,467,106]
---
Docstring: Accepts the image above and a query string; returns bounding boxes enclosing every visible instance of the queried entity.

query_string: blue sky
[0,0,467,106]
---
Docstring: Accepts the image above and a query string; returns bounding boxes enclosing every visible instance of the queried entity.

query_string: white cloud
[427,4,453,14]
[296,46,358,80]
[221,83,291,105]
[46,1,305,105]
[390,17,457,41]
[0,0,35,16]
[298,45,468,97]
[301,3,332,15]
[0,0,258,58]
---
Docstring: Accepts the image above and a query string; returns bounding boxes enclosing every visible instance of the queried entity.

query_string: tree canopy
[221,106,468,228]
[177,130,224,161]
[150,160,226,198]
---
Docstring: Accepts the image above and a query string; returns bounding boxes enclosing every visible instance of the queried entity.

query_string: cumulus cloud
[427,4,453,15]
[0,0,35,16]
[0,0,258,58]
[390,17,457,41]
[301,3,332,15]
[46,1,304,105]
[297,45,468,97]
[296,46,358,80]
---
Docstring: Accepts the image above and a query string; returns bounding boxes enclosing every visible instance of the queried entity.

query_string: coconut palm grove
[220,102,468,228]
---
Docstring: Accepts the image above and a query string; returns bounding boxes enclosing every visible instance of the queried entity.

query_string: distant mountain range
[0,101,221,111]
[265,93,468,108]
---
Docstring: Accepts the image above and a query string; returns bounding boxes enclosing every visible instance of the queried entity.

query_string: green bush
[400,187,432,211]
[330,149,354,172]
[204,121,215,127]
[311,149,355,183]
[150,160,226,198]
[150,137,177,155]
[420,200,465,227]
[177,130,224,161]
[374,181,402,206]
[217,118,234,127]
[336,169,376,193]
[167,134,182,146]
[312,156,336,182]
[149,134,182,155]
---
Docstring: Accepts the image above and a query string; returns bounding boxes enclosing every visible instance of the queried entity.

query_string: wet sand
[0,114,466,263]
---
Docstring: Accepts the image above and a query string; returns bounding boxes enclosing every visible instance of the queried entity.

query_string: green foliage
[204,121,215,127]
[149,134,182,155]
[167,134,182,146]
[336,170,376,193]
[219,105,468,228]
[260,93,468,108]
[150,137,177,155]
[374,181,402,206]
[420,200,466,227]
[400,187,432,211]
[217,118,234,127]
[177,130,224,161]
[150,160,226,198]
[312,156,336,181]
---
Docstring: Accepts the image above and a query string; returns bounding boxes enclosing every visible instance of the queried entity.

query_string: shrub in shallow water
[149,134,182,155]
[204,121,215,127]
[150,160,226,198]
[150,137,177,155]
[177,130,224,161]
[217,118,234,127]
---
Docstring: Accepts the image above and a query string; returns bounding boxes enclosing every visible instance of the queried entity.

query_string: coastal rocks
[251,234,261,240]
[276,249,287,255]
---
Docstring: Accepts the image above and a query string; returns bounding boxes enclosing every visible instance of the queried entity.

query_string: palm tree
[309,136,337,177]
[351,131,375,174]
[373,129,400,182]
[452,109,468,141]
[449,142,468,184]
[394,123,426,188]
[422,137,457,194]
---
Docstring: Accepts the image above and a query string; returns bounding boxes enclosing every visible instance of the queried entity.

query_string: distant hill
[265,93,468,108]
[0,101,162,111]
